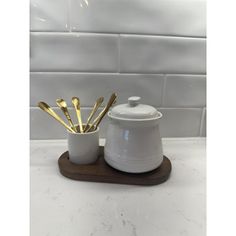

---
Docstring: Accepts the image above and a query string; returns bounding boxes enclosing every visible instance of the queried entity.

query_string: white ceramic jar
[104,96,163,173]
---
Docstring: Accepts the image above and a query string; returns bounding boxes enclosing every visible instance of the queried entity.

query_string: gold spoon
[84,97,104,132]
[38,102,76,133]
[86,93,117,132]
[56,98,76,132]
[72,97,83,133]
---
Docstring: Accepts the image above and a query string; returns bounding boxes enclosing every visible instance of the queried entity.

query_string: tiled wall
[30,0,206,139]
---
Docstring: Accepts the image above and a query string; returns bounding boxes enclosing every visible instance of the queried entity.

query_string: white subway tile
[30,33,119,72]
[30,73,164,107]
[163,75,206,107]
[158,108,202,137]
[30,0,69,31]
[30,107,108,139]
[70,0,206,37]
[120,35,206,74]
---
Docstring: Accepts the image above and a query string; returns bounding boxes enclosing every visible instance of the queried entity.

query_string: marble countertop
[30,138,206,236]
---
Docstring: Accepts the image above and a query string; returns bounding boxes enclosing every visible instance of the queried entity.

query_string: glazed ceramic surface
[104,97,163,173]
[67,127,99,164]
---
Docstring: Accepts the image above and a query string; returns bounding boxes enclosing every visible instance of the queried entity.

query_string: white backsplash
[30,0,206,139]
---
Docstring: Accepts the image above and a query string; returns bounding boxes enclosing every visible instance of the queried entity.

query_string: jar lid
[109,96,161,120]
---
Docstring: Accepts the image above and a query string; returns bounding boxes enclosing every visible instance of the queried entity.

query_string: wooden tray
[58,146,172,186]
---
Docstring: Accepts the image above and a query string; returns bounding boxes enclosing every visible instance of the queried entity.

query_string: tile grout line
[161,75,167,107]
[118,34,121,73]
[30,71,207,76]
[67,0,71,32]
[30,31,206,39]
[199,108,206,137]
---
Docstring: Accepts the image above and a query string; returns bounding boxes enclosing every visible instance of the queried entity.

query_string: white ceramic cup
[67,127,99,164]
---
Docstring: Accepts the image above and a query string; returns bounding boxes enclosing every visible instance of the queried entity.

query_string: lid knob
[128,96,141,107]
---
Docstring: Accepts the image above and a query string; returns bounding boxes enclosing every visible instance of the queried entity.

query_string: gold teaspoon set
[38,93,117,133]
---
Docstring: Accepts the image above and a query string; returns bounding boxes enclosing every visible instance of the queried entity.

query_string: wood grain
[58,146,171,186]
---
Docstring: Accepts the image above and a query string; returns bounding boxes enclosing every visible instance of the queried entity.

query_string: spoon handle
[84,97,104,132]
[86,93,117,132]
[57,105,76,131]
[76,109,83,133]
[64,110,74,128]
[51,111,75,133]
[72,97,83,133]
[38,102,76,133]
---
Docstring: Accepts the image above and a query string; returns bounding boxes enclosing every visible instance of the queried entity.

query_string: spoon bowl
[38,101,76,133]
